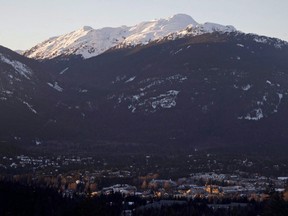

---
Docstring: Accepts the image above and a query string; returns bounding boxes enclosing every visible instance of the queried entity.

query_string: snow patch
[35,139,42,145]
[172,48,183,55]
[242,84,252,91]
[151,90,180,109]
[274,93,283,112]
[116,89,180,113]
[59,67,69,75]
[166,74,187,82]
[47,82,63,92]
[2,90,13,95]
[125,76,136,83]
[254,37,268,44]
[140,74,187,91]
[140,80,164,91]
[0,54,32,79]
[239,108,264,121]
[252,35,288,49]
[23,101,37,114]
[112,75,127,84]
[278,93,283,101]
[79,89,88,93]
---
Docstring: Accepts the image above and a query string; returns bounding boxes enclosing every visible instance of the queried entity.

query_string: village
[1,153,288,203]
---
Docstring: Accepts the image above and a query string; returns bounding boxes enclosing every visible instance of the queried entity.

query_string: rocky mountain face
[0,46,60,140]
[1,15,288,152]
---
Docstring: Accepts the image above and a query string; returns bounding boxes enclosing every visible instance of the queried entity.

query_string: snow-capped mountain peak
[122,14,198,46]
[24,14,237,60]
[81,26,93,31]
[167,13,198,25]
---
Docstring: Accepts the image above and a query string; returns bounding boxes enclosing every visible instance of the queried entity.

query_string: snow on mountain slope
[24,14,236,60]
[0,53,32,79]
[122,14,197,46]
[24,26,130,59]
[163,22,236,41]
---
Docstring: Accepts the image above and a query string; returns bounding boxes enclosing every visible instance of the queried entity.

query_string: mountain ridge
[1,18,288,153]
[23,14,237,60]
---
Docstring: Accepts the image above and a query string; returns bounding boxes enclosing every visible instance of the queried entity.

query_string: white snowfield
[24,14,236,60]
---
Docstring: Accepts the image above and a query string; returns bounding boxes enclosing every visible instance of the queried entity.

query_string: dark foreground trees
[1,180,288,216]
[0,181,123,216]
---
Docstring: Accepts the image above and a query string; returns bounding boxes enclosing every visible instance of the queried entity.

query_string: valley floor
[1,144,288,215]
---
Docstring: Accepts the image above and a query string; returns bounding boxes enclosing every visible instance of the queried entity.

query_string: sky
[1,0,288,50]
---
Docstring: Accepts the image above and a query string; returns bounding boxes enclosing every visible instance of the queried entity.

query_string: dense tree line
[1,180,288,215]
[0,181,123,216]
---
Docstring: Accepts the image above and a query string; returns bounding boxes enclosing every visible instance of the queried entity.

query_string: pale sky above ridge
[0,0,287,50]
